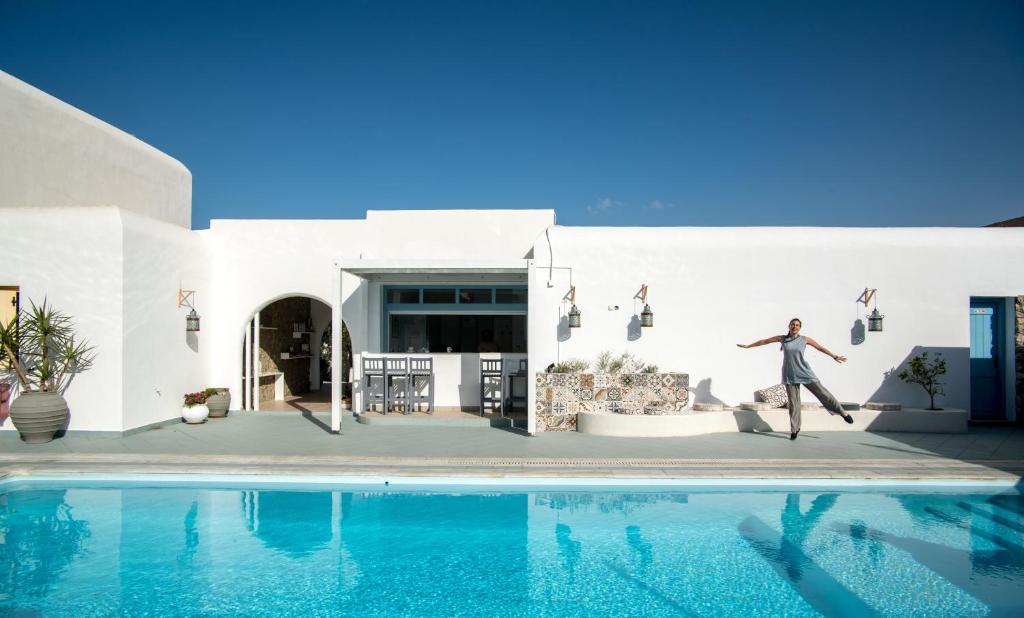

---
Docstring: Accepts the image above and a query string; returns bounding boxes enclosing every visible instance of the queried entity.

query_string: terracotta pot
[205,387,231,418]
[9,391,69,444]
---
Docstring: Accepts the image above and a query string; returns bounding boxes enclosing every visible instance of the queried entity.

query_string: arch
[239,292,349,413]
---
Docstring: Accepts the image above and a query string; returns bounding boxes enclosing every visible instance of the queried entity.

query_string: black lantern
[640,303,654,327]
[568,304,581,328]
[186,308,201,332]
[867,308,884,332]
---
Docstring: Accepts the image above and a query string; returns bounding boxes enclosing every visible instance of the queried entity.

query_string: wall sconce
[858,288,883,332]
[636,284,654,327]
[178,288,201,332]
[566,286,581,328]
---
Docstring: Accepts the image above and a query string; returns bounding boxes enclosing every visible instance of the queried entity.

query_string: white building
[2,70,1021,438]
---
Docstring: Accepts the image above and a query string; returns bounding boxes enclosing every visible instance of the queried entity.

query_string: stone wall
[258,297,312,402]
[536,372,689,432]
[1017,296,1023,421]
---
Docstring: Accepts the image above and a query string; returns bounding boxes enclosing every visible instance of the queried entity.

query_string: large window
[389,314,526,353]
[383,285,527,353]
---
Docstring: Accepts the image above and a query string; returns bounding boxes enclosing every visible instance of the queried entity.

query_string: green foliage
[0,298,95,393]
[593,351,648,374]
[549,358,590,373]
[203,387,220,399]
[897,352,947,410]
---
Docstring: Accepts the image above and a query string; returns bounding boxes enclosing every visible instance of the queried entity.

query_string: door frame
[969,297,1016,422]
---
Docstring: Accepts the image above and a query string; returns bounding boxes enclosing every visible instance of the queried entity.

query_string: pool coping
[1,471,1021,491]
[1,452,1021,485]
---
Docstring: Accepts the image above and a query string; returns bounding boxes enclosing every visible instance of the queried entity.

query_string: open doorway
[241,296,337,412]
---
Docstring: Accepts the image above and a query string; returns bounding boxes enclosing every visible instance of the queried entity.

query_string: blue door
[969,299,1004,420]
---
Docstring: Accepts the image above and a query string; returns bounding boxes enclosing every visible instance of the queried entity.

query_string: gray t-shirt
[781,335,818,384]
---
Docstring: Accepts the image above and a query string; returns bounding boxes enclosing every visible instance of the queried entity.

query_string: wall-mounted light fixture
[566,286,581,328]
[178,288,201,332]
[636,284,654,327]
[857,288,883,332]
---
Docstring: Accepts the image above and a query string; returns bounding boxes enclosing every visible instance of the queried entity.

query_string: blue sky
[2,0,1022,229]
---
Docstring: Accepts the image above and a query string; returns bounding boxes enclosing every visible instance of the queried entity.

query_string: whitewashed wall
[0,207,210,433]
[121,211,210,431]
[0,207,125,432]
[0,71,192,228]
[531,226,1024,426]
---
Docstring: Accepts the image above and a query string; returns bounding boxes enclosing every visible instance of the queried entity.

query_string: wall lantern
[566,286,581,328]
[858,288,883,333]
[636,284,654,327]
[178,288,201,332]
[867,308,884,332]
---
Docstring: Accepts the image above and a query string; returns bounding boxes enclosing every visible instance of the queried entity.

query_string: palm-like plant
[0,299,95,393]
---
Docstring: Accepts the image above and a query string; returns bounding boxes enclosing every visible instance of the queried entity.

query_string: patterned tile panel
[535,372,690,430]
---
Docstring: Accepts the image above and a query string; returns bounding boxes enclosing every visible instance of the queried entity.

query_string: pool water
[1,483,1022,616]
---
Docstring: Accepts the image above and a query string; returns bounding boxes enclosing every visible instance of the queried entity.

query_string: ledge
[577,408,968,437]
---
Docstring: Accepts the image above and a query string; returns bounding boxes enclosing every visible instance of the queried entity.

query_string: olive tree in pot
[0,299,95,443]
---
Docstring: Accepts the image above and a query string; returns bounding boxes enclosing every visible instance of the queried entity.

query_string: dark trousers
[785,381,844,433]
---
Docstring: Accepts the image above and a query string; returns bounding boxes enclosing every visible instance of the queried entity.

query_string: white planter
[182,404,209,424]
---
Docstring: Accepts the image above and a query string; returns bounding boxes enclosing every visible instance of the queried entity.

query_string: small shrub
[594,351,648,374]
[548,358,590,373]
[202,387,219,399]
[897,352,946,410]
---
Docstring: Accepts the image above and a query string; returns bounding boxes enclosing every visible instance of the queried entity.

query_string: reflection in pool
[0,485,1021,616]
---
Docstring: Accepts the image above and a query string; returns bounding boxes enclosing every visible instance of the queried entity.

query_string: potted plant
[203,387,231,418]
[0,299,95,443]
[898,352,947,410]
[182,391,209,424]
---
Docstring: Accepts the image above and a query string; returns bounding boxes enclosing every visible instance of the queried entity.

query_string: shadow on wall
[868,346,968,410]
[557,315,570,343]
[186,330,198,353]
[627,315,642,341]
[850,319,865,346]
[689,378,726,406]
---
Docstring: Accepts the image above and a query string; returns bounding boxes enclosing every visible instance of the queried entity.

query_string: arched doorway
[239,295,349,412]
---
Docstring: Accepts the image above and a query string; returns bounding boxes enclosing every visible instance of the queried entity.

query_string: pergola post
[331,267,343,433]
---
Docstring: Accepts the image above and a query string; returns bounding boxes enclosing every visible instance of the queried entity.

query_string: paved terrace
[1,412,1022,483]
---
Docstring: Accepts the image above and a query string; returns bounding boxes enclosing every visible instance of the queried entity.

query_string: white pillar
[331,268,343,433]
[526,259,538,435]
[254,311,261,412]
[243,319,252,410]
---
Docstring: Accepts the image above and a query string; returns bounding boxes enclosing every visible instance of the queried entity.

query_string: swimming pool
[1,479,1021,616]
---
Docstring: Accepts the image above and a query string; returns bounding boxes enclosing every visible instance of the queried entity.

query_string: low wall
[577,407,968,437]
[536,372,689,431]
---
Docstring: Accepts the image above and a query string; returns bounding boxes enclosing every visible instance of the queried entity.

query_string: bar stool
[362,356,385,413]
[384,356,410,415]
[479,358,504,416]
[408,357,434,414]
[504,359,528,414]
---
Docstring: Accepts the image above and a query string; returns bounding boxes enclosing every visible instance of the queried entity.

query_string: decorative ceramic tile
[579,401,593,412]
[674,388,688,401]
[660,374,676,388]
[579,388,594,401]
[592,402,607,413]
[579,374,594,389]
[536,374,552,387]
[536,401,551,414]
[607,388,622,401]
[552,401,567,415]
[594,374,609,388]
[620,374,636,387]
[594,388,607,401]
[607,401,622,414]
[567,402,580,414]
[544,387,554,402]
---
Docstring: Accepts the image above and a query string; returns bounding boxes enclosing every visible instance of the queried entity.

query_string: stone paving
[0,411,1022,482]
